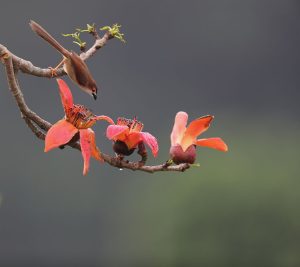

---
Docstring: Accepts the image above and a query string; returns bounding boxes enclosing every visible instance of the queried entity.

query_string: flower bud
[169,144,196,164]
[113,140,135,156]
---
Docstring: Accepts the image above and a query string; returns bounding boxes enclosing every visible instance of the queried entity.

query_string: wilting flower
[106,117,158,157]
[45,79,113,175]
[170,111,228,164]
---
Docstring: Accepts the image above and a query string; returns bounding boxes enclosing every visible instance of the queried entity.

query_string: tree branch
[0,31,111,78]
[0,36,191,174]
[80,32,111,60]
[2,48,52,131]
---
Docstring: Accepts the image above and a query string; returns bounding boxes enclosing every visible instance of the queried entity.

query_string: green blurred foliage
[109,123,300,267]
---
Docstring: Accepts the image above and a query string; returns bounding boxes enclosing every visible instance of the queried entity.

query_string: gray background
[1,0,300,266]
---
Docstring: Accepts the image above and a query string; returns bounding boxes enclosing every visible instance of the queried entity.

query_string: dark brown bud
[113,140,135,156]
[170,144,196,164]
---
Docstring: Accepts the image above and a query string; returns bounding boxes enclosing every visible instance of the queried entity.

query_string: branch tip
[100,23,126,43]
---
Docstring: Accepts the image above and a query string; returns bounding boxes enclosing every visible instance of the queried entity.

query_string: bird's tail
[29,20,70,58]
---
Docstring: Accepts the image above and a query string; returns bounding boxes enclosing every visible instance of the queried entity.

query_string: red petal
[195,138,228,152]
[88,129,103,162]
[106,125,129,141]
[57,79,73,112]
[95,115,114,125]
[170,111,188,146]
[140,132,159,157]
[79,129,92,175]
[181,115,213,151]
[45,119,78,152]
[80,129,103,176]
[125,132,142,149]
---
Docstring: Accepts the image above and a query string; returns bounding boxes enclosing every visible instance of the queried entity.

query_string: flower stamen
[66,104,96,129]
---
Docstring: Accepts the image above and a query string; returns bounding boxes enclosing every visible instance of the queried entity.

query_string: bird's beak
[92,92,97,100]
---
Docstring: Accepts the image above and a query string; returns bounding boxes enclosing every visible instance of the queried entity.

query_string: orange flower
[170,111,228,164]
[44,79,113,175]
[106,117,158,157]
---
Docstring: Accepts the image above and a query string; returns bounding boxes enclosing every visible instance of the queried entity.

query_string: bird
[29,20,98,100]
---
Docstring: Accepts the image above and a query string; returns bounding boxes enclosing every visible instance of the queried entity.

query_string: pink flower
[170,111,228,164]
[44,79,113,175]
[106,117,158,157]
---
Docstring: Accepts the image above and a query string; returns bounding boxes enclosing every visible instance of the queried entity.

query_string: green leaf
[100,23,126,43]
[62,32,86,49]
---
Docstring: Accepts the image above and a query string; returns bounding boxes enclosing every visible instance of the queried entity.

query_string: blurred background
[1,0,300,266]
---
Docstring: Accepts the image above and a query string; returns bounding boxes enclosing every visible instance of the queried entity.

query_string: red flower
[106,117,158,157]
[170,111,228,164]
[44,79,113,175]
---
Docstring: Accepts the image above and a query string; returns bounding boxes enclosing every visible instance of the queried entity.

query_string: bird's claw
[48,67,57,77]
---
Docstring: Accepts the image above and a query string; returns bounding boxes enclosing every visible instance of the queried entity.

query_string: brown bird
[29,20,98,100]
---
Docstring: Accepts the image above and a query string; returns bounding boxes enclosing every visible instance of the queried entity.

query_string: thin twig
[80,32,111,60]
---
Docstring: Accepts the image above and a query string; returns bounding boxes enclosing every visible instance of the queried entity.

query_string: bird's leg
[48,58,66,77]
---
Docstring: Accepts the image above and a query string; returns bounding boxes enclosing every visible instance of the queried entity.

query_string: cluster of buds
[45,79,228,175]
